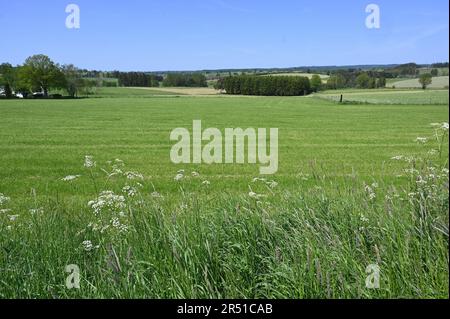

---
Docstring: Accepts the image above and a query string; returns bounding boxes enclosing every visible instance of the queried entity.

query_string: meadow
[0,91,448,298]
[316,89,449,105]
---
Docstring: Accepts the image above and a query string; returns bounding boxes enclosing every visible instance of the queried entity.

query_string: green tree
[310,75,322,92]
[61,64,82,98]
[0,63,16,98]
[356,72,370,89]
[19,54,65,97]
[430,68,438,76]
[377,77,386,88]
[419,73,432,89]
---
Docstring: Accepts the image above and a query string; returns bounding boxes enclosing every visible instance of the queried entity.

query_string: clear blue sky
[0,0,448,71]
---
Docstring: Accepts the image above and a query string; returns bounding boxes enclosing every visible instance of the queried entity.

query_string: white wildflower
[442,122,449,131]
[8,215,19,221]
[125,171,144,180]
[151,191,163,198]
[191,171,200,177]
[29,208,44,215]
[391,155,403,160]
[248,191,265,200]
[84,155,96,168]
[202,180,210,186]
[82,240,93,251]
[0,209,11,214]
[62,175,81,182]
[415,137,427,144]
[88,191,126,215]
[266,180,278,188]
[174,173,184,181]
[0,193,10,206]
[122,185,137,197]
[360,214,369,223]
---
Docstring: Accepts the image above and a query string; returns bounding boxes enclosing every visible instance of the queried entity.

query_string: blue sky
[0,0,448,71]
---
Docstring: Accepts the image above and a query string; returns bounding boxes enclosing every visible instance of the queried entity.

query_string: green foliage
[419,73,433,89]
[223,75,311,96]
[356,73,370,89]
[163,73,207,87]
[310,74,322,92]
[19,54,65,97]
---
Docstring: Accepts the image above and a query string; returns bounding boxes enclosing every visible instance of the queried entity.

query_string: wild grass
[0,95,448,298]
[315,89,449,105]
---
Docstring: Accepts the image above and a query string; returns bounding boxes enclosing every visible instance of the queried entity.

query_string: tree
[356,72,370,88]
[19,54,65,97]
[377,77,386,88]
[430,68,438,76]
[419,73,432,89]
[61,64,82,97]
[0,63,16,98]
[310,75,322,92]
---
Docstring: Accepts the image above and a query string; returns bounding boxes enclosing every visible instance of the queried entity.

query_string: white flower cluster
[415,137,428,144]
[122,185,138,197]
[84,155,96,168]
[364,183,377,200]
[125,171,144,180]
[62,175,81,182]
[0,193,10,206]
[252,177,278,188]
[82,240,99,251]
[88,191,126,216]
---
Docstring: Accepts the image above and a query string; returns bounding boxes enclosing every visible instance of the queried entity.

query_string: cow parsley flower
[415,137,427,144]
[174,173,184,181]
[8,215,19,221]
[62,175,81,182]
[122,185,137,197]
[82,240,94,251]
[84,155,96,168]
[88,191,126,215]
[0,193,10,206]
[125,171,144,180]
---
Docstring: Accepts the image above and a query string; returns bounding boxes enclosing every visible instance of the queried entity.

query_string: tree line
[109,71,162,87]
[220,75,312,96]
[0,55,106,98]
[162,73,207,87]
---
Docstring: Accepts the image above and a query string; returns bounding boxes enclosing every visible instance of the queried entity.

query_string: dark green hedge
[223,75,311,96]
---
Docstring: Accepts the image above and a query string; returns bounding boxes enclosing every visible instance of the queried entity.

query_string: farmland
[315,89,449,104]
[0,91,448,298]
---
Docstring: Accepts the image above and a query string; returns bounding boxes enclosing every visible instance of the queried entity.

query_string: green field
[0,93,448,298]
[316,89,449,105]
[389,76,449,89]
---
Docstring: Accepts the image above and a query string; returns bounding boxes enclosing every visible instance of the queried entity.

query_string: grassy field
[0,93,448,298]
[389,76,449,89]
[262,73,330,80]
[316,89,449,105]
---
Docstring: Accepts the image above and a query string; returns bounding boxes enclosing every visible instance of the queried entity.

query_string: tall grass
[0,125,448,299]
